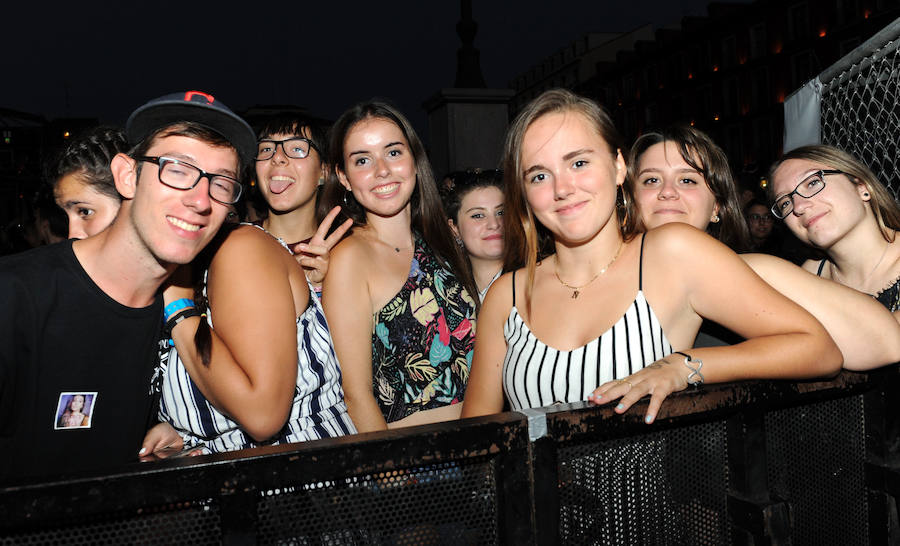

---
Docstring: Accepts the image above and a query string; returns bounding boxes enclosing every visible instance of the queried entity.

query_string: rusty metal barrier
[1,366,898,545]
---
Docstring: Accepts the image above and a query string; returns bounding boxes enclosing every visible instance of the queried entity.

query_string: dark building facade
[511,0,900,190]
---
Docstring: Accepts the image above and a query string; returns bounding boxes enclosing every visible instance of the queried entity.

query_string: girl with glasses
[251,114,353,292]
[625,126,900,368]
[463,89,843,421]
[319,101,478,433]
[769,145,900,313]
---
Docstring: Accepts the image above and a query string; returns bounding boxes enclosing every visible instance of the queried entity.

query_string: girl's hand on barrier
[588,357,689,424]
[139,421,184,461]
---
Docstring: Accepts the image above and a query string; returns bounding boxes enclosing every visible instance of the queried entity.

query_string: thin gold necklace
[831,240,891,292]
[555,241,624,299]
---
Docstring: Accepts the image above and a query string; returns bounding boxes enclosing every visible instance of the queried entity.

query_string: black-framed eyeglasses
[771,169,843,219]
[255,138,319,161]
[748,213,774,222]
[137,156,243,205]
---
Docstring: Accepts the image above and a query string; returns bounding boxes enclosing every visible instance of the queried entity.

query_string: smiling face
[255,130,323,214]
[746,203,774,241]
[337,117,417,220]
[771,158,870,249]
[520,111,625,245]
[633,141,720,231]
[123,135,236,266]
[54,172,121,239]
[451,186,504,261]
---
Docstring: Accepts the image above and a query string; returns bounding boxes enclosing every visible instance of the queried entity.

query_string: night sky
[2,1,747,136]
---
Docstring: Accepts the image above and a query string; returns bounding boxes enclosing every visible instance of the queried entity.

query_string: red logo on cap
[184,91,215,104]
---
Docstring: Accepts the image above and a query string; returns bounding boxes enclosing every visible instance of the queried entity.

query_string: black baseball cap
[126,91,256,163]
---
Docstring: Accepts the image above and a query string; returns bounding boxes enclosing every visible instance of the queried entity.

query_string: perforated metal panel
[256,459,498,545]
[765,395,867,545]
[557,421,729,545]
[0,499,220,545]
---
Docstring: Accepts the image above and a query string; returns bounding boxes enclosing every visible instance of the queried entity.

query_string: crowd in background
[0,131,818,265]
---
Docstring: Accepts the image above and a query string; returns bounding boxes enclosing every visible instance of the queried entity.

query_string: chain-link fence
[818,18,900,201]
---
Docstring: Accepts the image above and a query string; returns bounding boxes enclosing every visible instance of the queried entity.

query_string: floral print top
[372,233,477,423]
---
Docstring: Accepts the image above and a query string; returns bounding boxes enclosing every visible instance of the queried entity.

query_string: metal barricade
[1,367,898,545]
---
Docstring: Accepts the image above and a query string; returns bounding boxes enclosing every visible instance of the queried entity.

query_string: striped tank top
[503,235,673,411]
[158,225,356,453]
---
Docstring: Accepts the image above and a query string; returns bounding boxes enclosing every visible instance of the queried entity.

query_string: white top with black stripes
[502,237,673,411]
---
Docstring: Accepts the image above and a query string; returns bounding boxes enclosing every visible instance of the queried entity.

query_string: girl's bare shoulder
[212,225,292,270]
[329,227,373,265]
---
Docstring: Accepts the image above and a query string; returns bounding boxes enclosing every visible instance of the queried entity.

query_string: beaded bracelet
[673,351,704,386]
[164,298,195,321]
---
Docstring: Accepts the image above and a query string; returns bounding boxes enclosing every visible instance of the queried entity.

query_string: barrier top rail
[1,368,883,496]
[820,16,900,85]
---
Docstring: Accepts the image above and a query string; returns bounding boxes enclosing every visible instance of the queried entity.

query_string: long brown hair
[501,89,627,307]
[769,145,900,243]
[319,101,479,307]
[626,125,751,252]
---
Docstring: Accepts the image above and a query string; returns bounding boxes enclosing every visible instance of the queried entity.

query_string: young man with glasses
[0,91,256,482]
[140,111,357,457]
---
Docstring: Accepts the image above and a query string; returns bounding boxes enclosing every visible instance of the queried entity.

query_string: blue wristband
[164,298,195,321]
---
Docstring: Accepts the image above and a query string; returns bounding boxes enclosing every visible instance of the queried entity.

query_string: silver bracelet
[673,351,704,386]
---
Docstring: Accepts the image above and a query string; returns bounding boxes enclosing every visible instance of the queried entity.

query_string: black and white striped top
[502,238,673,411]
[158,226,356,453]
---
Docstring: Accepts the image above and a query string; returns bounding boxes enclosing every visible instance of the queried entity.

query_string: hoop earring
[616,185,628,209]
[616,185,629,229]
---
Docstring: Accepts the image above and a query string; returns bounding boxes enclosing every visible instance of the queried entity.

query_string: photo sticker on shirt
[54,392,97,430]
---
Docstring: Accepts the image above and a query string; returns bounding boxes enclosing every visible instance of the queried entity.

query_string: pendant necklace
[373,231,413,253]
[555,241,624,299]
[388,244,412,253]
[831,240,891,293]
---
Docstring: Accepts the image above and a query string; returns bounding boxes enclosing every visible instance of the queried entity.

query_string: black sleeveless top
[816,259,900,312]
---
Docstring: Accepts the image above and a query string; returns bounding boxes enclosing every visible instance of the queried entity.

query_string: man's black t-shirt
[0,241,162,483]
